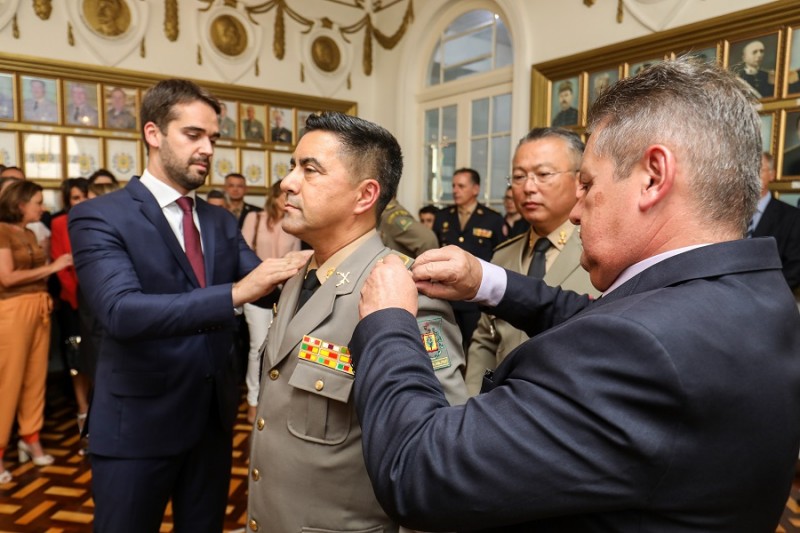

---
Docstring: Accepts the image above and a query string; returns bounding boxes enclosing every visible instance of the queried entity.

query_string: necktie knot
[176,196,194,214]
[533,237,552,253]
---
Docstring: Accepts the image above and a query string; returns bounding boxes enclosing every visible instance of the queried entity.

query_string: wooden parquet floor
[0,377,251,532]
[0,375,798,532]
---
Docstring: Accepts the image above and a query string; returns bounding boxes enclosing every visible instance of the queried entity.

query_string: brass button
[458,236,464,243]
[315,379,324,391]
[269,369,280,380]
[251,468,260,481]
[256,417,265,430]
[249,518,259,531]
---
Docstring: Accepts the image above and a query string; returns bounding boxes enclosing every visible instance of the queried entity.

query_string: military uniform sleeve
[465,312,500,396]
[392,217,439,257]
[415,294,468,405]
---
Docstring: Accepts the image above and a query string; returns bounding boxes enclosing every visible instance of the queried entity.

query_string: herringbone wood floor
[0,374,798,532]
[0,375,251,532]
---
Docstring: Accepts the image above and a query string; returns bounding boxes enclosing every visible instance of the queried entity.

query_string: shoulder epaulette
[493,231,527,252]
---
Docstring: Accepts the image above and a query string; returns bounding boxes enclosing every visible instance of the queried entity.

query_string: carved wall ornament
[311,35,341,72]
[164,0,178,41]
[32,0,52,20]
[584,0,693,30]
[82,0,132,38]
[211,14,248,57]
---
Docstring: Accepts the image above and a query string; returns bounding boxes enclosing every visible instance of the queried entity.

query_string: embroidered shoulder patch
[297,335,354,376]
[417,316,452,370]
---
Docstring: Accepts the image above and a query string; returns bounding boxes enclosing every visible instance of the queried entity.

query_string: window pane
[492,93,512,133]
[470,138,488,194]
[490,134,511,200]
[427,41,442,86]
[472,98,489,136]
[425,108,439,144]
[445,10,494,37]
[443,57,492,83]
[440,143,457,203]
[443,27,493,68]
[442,105,457,141]
[495,18,513,68]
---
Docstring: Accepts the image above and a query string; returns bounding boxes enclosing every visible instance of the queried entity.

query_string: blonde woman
[240,180,301,422]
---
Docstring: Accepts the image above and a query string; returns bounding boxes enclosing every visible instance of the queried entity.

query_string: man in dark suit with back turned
[69,79,310,532]
[349,57,800,531]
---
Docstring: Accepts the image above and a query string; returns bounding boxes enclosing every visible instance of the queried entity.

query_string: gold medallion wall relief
[311,36,341,73]
[82,0,131,38]
[211,14,247,57]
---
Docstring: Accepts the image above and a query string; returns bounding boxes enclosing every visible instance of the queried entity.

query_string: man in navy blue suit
[350,58,800,531]
[69,79,309,532]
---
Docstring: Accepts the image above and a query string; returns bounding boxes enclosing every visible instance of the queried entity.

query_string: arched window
[421,8,513,211]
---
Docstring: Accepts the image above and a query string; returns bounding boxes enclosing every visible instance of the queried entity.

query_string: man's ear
[639,144,674,212]
[143,121,161,151]
[354,179,380,215]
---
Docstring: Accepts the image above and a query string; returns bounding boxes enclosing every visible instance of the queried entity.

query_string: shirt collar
[602,243,712,296]
[139,169,197,209]
[308,230,376,285]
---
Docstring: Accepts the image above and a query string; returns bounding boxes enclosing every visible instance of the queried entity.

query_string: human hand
[232,250,313,306]
[359,254,418,319]
[412,245,483,301]
[51,253,73,272]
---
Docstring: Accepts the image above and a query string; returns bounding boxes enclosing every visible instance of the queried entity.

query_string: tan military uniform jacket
[248,232,467,533]
[379,199,439,258]
[465,224,599,395]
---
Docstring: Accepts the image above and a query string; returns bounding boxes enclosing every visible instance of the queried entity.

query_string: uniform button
[249,518,259,531]
[315,379,324,391]
[252,468,260,481]
[269,369,280,380]
[458,236,464,243]
[256,417,265,430]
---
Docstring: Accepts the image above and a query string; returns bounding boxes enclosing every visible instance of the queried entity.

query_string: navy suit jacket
[752,196,800,291]
[351,238,800,532]
[69,177,261,458]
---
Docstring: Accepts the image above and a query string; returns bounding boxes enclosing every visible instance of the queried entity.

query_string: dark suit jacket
[350,238,800,532]
[752,196,800,291]
[69,177,261,458]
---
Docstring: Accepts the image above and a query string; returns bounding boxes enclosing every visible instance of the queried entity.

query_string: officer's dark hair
[141,79,220,152]
[518,127,585,169]
[207,189,225,200]
[453,167,480,186]
[224,172,246,183]
[88,168,119,185]
[303,111,403,216]
[418,204,437,217]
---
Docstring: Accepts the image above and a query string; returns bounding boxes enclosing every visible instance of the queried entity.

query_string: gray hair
[518,127,585,169]
[587,56,761,235]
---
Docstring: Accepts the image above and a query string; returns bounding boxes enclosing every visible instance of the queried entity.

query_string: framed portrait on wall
[23,133,62,179]
[242,149,266,187]
[760,112,774,154]
[105,138,140,181]
[550,76,580,127]
[782,109,800,178]
[627,58,663,78]
[0,131,17,167]
[296,109,315,139]
[727,32,779,100]
[65,80,100,127]
[104,86,137,130]
[270,151,291,184]
[588,68,619,107]
[218,99,238,139]
[785,27,800,96]
[212,146,237,185]
[66,135,101,177]
[269,106,293,143]
[680,46,718,64]
[0,73,15,120]
[240,103,266,142]
[21,75,58,123]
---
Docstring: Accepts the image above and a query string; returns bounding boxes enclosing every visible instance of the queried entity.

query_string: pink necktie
[175,196,206,287]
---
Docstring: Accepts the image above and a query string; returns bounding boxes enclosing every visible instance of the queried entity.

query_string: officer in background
[466,128,599,395]
[380,197,439,258]
[433,168,505,349]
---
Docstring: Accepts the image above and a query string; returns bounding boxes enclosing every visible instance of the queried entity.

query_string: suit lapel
[126,177,203,288]
[196,199,216,284]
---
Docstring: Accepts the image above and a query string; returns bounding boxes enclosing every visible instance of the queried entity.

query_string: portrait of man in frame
[550,76,579,127]
[786,27,800,95]
[728,33,779,100]
[588,69,618,107]
[0,73,14,120]
[21,76,58,123]
[218,100,237,139]
[66,80,100,127]
[782,110,800,177]
[104,86,137,130]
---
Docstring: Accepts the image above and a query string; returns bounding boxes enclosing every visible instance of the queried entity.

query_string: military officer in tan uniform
[247,112,467,533]
[379,197,439,257]
[466,128,600,395]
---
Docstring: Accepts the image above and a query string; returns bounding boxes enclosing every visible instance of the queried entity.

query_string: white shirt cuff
[469,259,507,307]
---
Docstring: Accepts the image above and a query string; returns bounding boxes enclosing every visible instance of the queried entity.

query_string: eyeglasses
[507,169,577,187]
